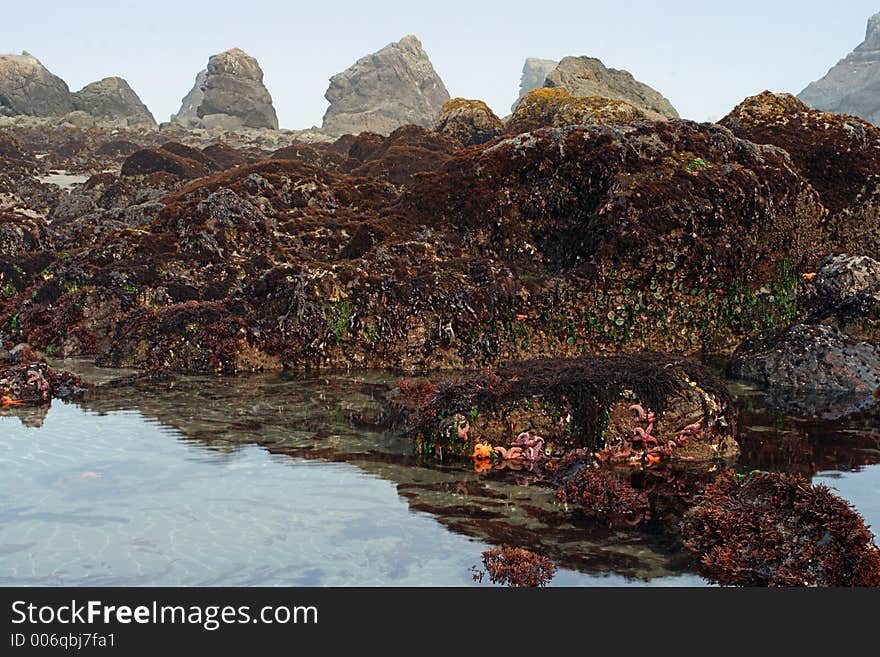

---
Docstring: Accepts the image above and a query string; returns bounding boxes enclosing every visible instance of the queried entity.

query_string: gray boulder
[72,77,156,128]
[542,56,678,120]
[799,12,880,125]
[511,58,558,112]
[321,35,450,136]
[0,52,73,117]
[171,49,278,130]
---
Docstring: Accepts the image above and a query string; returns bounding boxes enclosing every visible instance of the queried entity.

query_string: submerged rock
[171,49,278,130]
[0,52,73,117]
[720,91,880,255]
[434,98,504,147]
[542,56,678,120]
[72,77,156,128]
[511,58,558,112]
[505,88,647,134]
[682,471,880,587]
[799,12,880,125]
[0,353,86,406]
[321,35,450,136]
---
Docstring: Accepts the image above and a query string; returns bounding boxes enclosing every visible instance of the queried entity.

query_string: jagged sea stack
[171,48,278,130]
[321,35,450,136]
[0,51,73,116]
[72,77,156,128]
[511,58,558,112]
[799,12,880,125]
[542,56,678,120]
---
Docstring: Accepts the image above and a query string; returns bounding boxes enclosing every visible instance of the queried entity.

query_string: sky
[3,1,879,129]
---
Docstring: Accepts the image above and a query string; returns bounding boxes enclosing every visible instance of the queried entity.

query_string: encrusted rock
[321,35,450,136]
[505,88,647,134]
[434,98,504,147]
[542,56,678,120]
[720,91,880,255]
[730,323,880,394]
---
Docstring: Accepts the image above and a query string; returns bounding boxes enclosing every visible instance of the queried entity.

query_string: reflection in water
[1,369,878,586]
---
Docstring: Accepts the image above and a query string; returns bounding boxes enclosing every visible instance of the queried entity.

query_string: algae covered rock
[434,98,504,147]
[511,58,559,112]
[505,88,647,134]
[721,91,880,255]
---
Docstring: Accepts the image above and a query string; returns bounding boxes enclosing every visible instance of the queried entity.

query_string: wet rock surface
[321,35,450,137]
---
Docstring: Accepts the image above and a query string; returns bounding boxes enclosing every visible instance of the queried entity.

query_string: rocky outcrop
[0,52,73,117]
[505,88,647,134]
[434,98,504,147]
[730,323,880,394]
[720,91,880,255]
[321,35,450,136]
[171,49,278,130]
[511,58,558,112]
[799,12,880,125]
[72,77,156,128]
[542,56,678,120]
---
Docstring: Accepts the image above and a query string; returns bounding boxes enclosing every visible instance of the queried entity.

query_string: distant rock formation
[434,98,504,146]
[511,58,558,112]
[542,56,678,120]
[171,49,278,130]
[799,12,880,125]
[505,88,647,134]
[321,35,450,137]
[0,52,73,117]
[72,77,156,128]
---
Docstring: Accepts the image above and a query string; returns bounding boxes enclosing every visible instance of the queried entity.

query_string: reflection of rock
[72,77,156,128]
[321,35,450,136]
[799,12,880,125]
[511,58,558,112]
[542,56,678,120]
[730,324,880,395]
[0,52,73,117]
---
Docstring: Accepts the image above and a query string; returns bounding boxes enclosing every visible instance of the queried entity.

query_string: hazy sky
[4,1,879,129]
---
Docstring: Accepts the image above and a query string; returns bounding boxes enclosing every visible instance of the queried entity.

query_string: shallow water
[1,371,877,586]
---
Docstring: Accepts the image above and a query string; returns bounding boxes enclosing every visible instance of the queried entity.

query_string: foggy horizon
[3,0,880,129]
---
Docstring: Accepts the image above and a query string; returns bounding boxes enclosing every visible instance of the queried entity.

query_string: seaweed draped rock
[405,352,738,463]
[2,120,824,374]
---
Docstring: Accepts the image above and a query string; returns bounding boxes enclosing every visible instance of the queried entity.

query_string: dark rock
[730,323,880,394]
[0,52,73,117]
[505,88,647,134]
[799,12,880,125]
[511,58,558,112]
[202,142,246,170]
[720,91,880,255]
[434,98,504,147]
[72,77,156,127]
[542,56,678,120]
[121,146,210,179]
[321,35,450,136]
